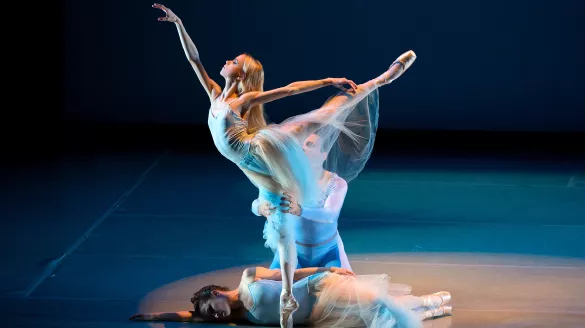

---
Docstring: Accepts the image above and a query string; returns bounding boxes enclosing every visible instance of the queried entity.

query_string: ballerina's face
[196,293,232,321]
[220,54,246,80]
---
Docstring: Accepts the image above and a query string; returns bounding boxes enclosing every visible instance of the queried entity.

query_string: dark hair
[190,284,231,314]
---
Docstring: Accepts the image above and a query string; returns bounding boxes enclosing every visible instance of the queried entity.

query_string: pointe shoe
[391,50,417,73]
[424,305,453,319]
[280,292,299,328]
[421,291,451,307]
[378,50,417,85]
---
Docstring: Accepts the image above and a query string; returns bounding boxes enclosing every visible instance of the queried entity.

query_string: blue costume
[252,173,352,270]
[243,272,423,328]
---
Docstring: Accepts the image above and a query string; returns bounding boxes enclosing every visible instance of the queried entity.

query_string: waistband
[296,231,339,248]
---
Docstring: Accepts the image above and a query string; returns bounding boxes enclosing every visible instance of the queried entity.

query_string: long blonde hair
[238,54,267,134]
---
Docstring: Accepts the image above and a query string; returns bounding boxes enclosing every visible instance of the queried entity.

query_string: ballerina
[153,3,416,327]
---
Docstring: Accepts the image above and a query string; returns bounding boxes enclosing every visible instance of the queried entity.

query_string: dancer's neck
[226,289,240,304]
[222,80,239,100]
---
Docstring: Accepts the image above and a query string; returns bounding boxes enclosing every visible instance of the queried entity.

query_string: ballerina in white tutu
[153,3,416,327]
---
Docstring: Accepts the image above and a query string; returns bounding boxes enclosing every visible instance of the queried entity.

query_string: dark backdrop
[61,0,584,132]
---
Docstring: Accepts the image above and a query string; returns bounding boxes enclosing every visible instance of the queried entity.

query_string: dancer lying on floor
[130,266,452,328]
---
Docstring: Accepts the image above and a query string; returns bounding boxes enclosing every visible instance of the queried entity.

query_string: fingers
[280,200,293,213]
[282,192,295,202]
[157,17,168,21]
[344,78,357,92]
[333,268,356,276]
[281,196,291,203]
[279,201,291,213]
[334,83,354,93]
[335,78,357,92]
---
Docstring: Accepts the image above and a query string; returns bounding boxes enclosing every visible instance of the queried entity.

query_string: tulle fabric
[308,272,422,328]
[277,83,380,185]
[244,83,380,264]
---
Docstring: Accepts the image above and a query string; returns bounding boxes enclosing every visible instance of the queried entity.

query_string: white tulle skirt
[308,272,423,328]
[242,84,381,265]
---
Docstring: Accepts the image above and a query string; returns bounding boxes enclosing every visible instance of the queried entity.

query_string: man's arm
[301,176,348,223]
[241,266,352,283]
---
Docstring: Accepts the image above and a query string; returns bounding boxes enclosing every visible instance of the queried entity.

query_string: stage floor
[2,149,584,327]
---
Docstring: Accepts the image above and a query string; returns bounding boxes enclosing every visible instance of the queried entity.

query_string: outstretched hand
[152,3,180,23]
[328,77,358,93]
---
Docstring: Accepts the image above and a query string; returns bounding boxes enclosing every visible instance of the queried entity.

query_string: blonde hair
[238,54,267,134]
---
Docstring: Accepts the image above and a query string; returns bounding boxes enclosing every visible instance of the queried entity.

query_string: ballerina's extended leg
[279,50,417,143]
